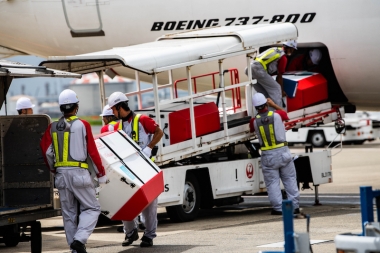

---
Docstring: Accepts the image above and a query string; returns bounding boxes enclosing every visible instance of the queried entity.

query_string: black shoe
[140,235,153,247]
[70,240,87,253]
[271,210,283,215]
[117,225,124,233]
[294,208,300,214]
[138,222,146,231]
[122,229,139,246]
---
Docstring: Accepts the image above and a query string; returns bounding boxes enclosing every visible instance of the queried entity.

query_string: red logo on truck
[246,163,254,179]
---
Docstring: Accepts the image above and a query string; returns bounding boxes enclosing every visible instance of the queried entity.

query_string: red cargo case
[286,73,328,112]
[169,102,220,145]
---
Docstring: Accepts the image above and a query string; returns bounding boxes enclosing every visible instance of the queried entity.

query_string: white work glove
[142,146,152,158]
[98,175,108,185]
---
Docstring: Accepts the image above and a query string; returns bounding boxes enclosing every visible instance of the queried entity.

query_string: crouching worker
[108,91,163,247]
[250,93,300,215]
[99,104,121,133]
[40,89,107,253]
[245,40,297,109]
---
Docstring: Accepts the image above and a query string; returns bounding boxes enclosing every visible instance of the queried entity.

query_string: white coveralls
[254,110,299,211]
[245,48,285,109]
[42,117,103,249]
[122,114,158,240]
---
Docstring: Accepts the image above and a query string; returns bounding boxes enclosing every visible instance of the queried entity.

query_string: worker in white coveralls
[245,40,297,109]
[249,92,300,215]
[108,91,163,247]
[40,89,108,253]
[98,104,146,232]
[16,97,35,115]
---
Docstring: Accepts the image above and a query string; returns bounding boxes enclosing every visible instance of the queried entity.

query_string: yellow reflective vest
[130,113,155,161]
[121,113,155,161]
[255,47,284,72]
[51,116,88,169]
[131,114,141,143]
[108,120,122,130]
[255,111,287,151]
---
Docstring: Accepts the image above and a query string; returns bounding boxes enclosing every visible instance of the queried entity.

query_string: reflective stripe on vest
[131,114,141,142]
[256,111,286,151]
[131,113,155,161]
[108,120,122,130]
[255,47,283,71]
[51,116,88,169]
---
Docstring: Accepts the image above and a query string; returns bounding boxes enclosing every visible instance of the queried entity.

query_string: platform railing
[173,68,242,113]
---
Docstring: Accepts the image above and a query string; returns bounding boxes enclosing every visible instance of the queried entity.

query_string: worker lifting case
[283,72,328,112]
[94,130,164,220]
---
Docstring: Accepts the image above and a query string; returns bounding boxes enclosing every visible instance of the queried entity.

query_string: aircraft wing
[40,23,297,75]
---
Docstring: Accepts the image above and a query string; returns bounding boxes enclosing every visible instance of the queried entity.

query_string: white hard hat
[99,104,114,116]
[252,93,267,107]
[283,40,297,50]
[59,89,79,105]
[309,49,322,65]
[108,91,128,108]
[16,97,35,110]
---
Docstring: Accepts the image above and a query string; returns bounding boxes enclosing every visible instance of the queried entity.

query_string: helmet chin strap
[117,108,121,120]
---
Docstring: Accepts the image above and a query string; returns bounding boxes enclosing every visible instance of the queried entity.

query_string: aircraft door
[61,0,105,37]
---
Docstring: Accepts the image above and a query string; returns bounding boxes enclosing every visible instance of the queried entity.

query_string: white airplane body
[0,0,379,109]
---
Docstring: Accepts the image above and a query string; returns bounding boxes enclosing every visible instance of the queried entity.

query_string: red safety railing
[173,68,241,112]
[284,106,342,130]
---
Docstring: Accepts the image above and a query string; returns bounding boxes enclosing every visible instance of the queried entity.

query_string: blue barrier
[360,186,380,235]
[261,200,295,253]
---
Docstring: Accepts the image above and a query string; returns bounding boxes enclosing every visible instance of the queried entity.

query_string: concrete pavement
[0,140,378,253]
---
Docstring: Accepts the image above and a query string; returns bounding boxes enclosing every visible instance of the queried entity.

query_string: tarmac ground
[1,140,379,253]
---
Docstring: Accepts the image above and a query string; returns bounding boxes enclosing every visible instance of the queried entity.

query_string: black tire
[166,173,201,222]
[31,221,42,253]
[3,225,20,247]
[309,131,326,147]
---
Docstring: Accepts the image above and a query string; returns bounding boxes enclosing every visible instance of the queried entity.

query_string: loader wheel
[166,173,201,222]
[309,131,326,147]
[4,225,20,247]
[31,221,42,253]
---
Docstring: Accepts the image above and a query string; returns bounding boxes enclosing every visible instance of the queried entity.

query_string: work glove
[142,146,152,158]
[98,175,108,185]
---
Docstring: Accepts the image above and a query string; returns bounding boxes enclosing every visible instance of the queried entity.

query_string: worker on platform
[99,104,121,133]
[245,40,297,109]
[250,92,299,215]
[286,48,322,72]
[16,97,35,115]
[108,91,163,247]
[40,89,108,253]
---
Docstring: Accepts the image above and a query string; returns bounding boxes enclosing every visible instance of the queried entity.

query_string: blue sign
[119,165,136,180]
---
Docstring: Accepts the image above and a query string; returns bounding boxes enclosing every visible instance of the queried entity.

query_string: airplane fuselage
[0,0,379,109]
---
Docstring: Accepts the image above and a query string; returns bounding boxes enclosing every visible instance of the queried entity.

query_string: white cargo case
[95,130,164,220]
